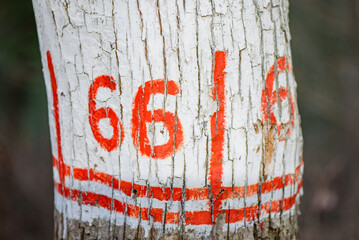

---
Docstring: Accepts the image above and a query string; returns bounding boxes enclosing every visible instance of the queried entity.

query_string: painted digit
[131,79,183,159]
[88,75,124,151]
[261,57,295,141]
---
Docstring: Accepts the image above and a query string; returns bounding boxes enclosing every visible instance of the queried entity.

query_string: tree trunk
[33,0,303,239]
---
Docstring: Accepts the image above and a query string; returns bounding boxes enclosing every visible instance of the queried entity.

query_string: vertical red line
[47,51,65,184]
[209,51,227,221]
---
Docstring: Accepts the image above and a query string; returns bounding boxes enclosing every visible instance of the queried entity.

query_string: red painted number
[261,57,295,140]
[88,75,124,151]
[131,79,184,159]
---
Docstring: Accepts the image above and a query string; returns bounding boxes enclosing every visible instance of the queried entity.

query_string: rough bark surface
[33,0,303,239]
[54,208,300,239]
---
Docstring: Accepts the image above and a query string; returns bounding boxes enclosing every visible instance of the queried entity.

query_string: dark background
[1,0,358,239]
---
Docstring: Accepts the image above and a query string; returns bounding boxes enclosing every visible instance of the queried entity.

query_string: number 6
[131,79,184,159]
[88,75,124,151]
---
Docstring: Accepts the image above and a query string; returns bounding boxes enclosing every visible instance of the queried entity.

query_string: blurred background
[0,0,358,239]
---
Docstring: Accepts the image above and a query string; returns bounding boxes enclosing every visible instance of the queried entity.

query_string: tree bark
[33,0,303,239]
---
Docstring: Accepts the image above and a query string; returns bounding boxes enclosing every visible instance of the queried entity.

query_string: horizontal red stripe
[53,157,303,203]
[223,169,299,199]
[225,179,303,224]
[54,178,303,226]
[185,211,213,225]
[54,181,177,224]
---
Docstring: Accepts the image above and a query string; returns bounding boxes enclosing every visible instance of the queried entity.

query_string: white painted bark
[33,0,303,239]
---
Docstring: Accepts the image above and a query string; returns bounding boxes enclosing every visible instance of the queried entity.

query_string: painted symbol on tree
[131,79,184,159]
[47,50,303,228]
[46,51,66,184]
[261,57,295,141]
[88,75,125,151]
[209,51,227,219]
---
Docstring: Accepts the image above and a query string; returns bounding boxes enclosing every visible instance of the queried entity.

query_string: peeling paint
[33,1,303,238]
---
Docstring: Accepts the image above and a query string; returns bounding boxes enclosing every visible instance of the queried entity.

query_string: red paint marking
[54,178,302,225]
[261,57,295,141]
[131,79,184,159]
[222,163,303,199]
[225,179,303,224]
[185,211,213,225]
[89,75,124,152]
[48,50,302,227]
[47,51,66,185]
[52,149,302,225]
[53,152,303,202]
[209,51,227,221]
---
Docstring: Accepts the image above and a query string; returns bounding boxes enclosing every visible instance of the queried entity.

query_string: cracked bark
[33,0,303,239]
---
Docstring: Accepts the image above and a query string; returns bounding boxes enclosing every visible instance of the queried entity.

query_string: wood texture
[33,0,303,239]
